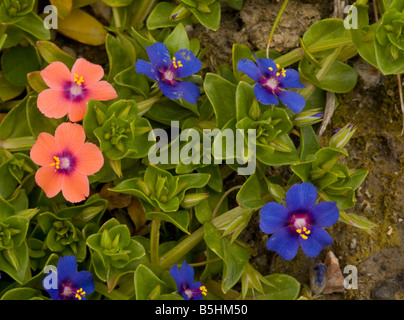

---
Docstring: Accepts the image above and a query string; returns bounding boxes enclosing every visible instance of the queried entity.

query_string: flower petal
[279,69,305,89]
[57,255,77,284]
[40,61,72,89]
[179,261,195,288]
[299,226,333,258]
[62,170,89,203]
[30,132,61,166]
[309,201,339,228]
[86,81,118,101]
[170,264,182,291]
[35,166,63,199]
[285,182,318,212]
[37,89,70,119]
[68,100,88,122]
[74,142,104,176]
[71,271,95,296]
[237,59,262,83]
[158,80,200,104]
[255,56,277,78]
[259,202,290,235]
[135,59,161,81]
[71,58,104,86]
[172,49,202,78]
[277,90,306,113]
[55,122,86,153]
[266,227,300,260]
[254,84,279,105]
[146,43,171,70]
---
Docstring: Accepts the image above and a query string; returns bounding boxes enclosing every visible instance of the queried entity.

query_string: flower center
[61,284,74,297]
[75,288,86,300]
[290,214,311,240]
[64,76,87,102]
[50,153,76,174]
[265,78,279,90]
[183,286,207,299]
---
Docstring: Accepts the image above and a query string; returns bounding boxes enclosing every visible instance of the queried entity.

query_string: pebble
[350,238,357,250]
[322,251,345,294]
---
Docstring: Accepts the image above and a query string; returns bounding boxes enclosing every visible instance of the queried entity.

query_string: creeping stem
[150,217,161,265]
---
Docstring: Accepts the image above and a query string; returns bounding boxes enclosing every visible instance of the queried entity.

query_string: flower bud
[269,137,293,153]
[170,4,190,21]
[267,181,286,203]
[249,99,261,121]
[329,123,356,149]
[180,193,209,209]
[294,109,323,127]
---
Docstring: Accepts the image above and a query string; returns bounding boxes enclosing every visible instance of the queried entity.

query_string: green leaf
[114,65,150,97]
[146,210,190,234]
[188,1,220,31]
[236,172,267,209]
[36,41,76,68]
[0,96,31,140]
[106,33,136,82]
[253,274,300,300]
[203,222,249,293]
[0,71,25,101]
[299,125,320,160]
[1,287,43,300]
[204,73,237,129]
[164,23,190,55]
[232,44,254,81]
[1,46,39,86]
[13,12,51,40]
[299,57,358,93]
[134,264,173,300]
[0,242,31,283]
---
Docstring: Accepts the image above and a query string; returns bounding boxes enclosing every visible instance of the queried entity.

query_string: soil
[54,0,404,299]
[190,0,404,299]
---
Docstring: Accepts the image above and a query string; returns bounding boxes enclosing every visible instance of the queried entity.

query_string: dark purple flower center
[182,285,206,300]
[63,77,87,102]
[289,213,311,240]
[60,283,86,300]
[159,57,184,86]
[260,65,286,95]
[51,151,76,174]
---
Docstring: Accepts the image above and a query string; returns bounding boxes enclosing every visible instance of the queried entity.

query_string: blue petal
[172,49,202,78]
[146,43,171,70]
[254,56,277,78]
[266,227,300,260]
[158,80,200,104]
[169,264,182,291]
[254,84,279,105]
[237,59,262,83]
[57,255,77,284]
[309,201,339,228]
[71,271,95,296]
[179,261,195,289]
[279,69,305,89]
[285,183,317,213]
[259,202,290,235]
[299,226,333,258]
[135,59,161,81]
[277,90,306,113]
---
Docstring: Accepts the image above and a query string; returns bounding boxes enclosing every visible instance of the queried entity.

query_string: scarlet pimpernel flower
[237,56,306,113]
[259,183,339,260]
[43,255,94,300]
[30,123,104,203]
[38,58,118,122]
[135,43,202,104]
[170,261,207,300]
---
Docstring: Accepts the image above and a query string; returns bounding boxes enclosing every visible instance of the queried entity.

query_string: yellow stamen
[172,57,183,69]
[296,229,302,234]
[276,64,280,69]
[301,234,308,240]
[75,288,86,300]
[73,73,84,86]
[200,286,207,296]
[281,68,286,77]
[268,67,273,71]
[276,72,280,77]
[50,156,60,170]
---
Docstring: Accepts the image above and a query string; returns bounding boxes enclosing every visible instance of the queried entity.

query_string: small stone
[309,263,327,295]
[398,218,403,223]
[386,226,393,236]
[322,251,345,294]
[350,238,357,250]
[372,281,396,300]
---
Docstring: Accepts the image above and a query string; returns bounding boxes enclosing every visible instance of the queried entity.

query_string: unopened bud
[181,193,209,209]
[249,99,261,121]
[269,137,292,153]
[294,108,323,127]
[267,181,286,203]
[329,123,356,149]
[170,4,190,21]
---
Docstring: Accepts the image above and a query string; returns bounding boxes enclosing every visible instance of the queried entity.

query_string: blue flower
[135,43,202,104]
[237,57,306,113]
[43,255,95,300]
[170,261,207,300]
[259,182,339,260]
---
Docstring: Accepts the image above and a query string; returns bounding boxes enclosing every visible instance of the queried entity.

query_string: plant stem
[266,0,289,58]
[150,218,161,264]
[137,94,162,116]
[211,185,242,220]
